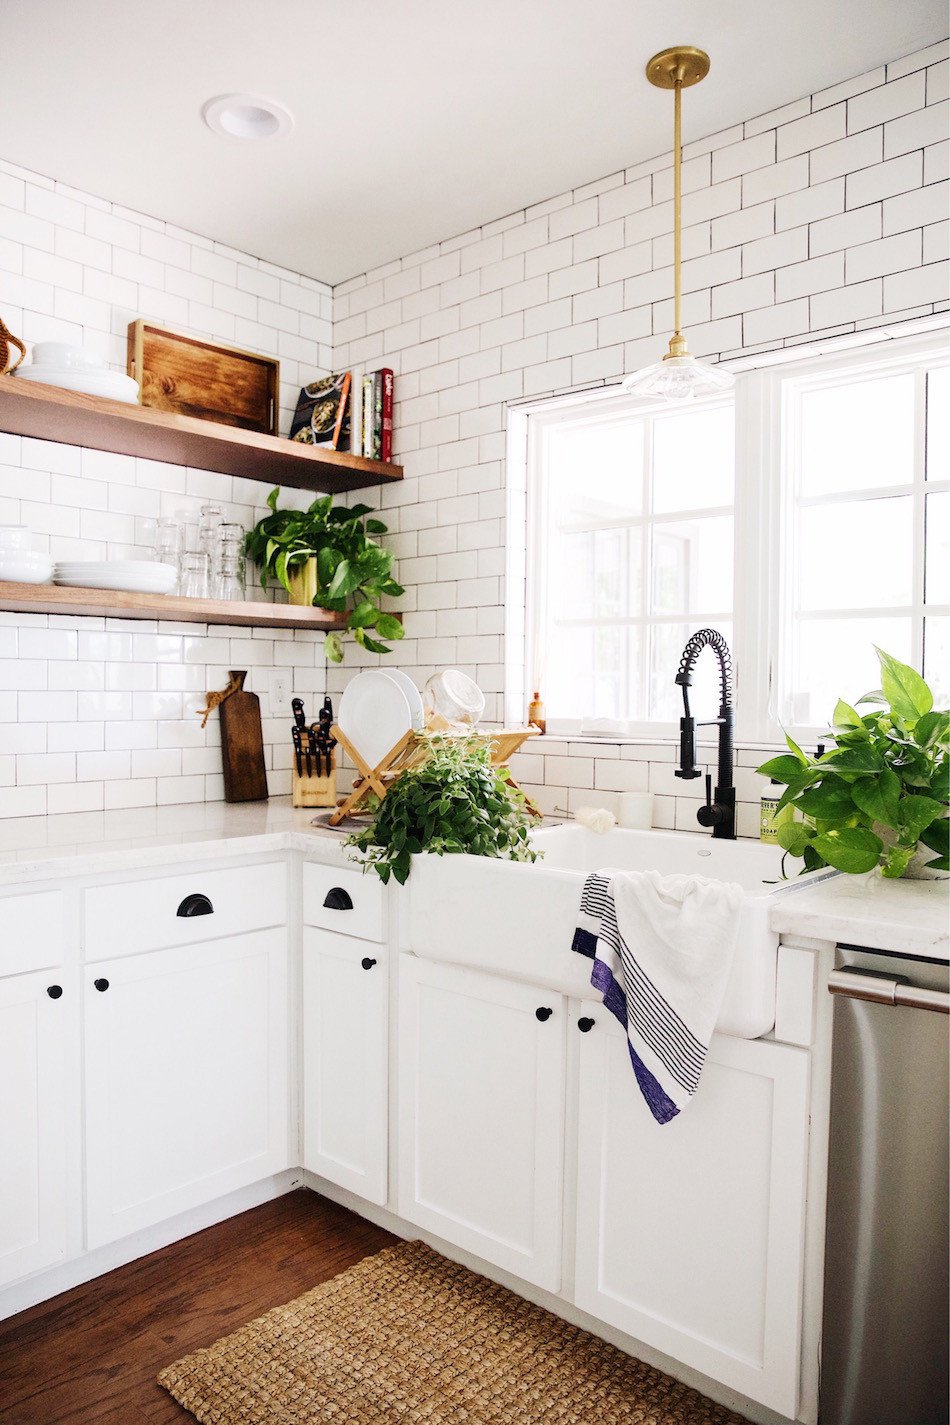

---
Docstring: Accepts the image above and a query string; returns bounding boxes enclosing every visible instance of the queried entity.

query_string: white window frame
[507,320,950,747]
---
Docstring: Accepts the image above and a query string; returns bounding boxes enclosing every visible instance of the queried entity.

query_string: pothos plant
[757,648,949,878]
[346,734,543,885]
[244,488,404,663]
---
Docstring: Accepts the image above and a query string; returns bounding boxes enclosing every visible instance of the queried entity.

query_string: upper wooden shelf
[0,580,347,630]
[0,377,402,495]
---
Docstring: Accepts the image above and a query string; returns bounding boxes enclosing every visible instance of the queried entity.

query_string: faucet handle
[697,772,724,828]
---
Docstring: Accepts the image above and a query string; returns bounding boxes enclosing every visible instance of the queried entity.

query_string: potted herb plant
[244,487,404,663]
[346,734,542,884]
[757,648,948,878]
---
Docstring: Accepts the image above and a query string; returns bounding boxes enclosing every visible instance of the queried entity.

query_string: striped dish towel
[572,870,743,1124]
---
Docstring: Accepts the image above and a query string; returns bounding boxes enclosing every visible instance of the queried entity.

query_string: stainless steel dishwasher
[820,943,949,1425]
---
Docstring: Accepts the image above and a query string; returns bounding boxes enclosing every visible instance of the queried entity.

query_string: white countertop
[0,801,946,960]
[0,797,351,884]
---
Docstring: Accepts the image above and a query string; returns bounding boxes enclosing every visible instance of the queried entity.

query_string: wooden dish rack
[326,725,540,825]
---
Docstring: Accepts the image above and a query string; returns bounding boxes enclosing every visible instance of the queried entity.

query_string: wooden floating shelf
[0,377,402,495]
[0,581,348,630]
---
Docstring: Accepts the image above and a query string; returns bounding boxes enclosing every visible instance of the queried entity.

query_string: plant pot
[287,557,318,607]
[874,822,946,880]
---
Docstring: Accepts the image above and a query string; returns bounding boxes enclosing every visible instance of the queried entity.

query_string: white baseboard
[0,1169,302,1322]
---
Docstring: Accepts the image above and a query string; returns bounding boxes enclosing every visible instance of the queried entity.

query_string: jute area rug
[159,1239,750,1424]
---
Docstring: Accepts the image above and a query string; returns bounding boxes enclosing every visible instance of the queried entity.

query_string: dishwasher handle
[828,967,950,1015]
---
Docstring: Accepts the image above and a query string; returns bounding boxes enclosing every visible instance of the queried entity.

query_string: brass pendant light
[623,46,734,400]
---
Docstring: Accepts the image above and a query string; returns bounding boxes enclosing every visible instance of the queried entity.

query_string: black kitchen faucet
[674,628,736,840]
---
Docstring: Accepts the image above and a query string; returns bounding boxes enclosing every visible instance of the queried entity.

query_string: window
[513,325,949,742]
[525,396,734,733]
[777,346,949,727]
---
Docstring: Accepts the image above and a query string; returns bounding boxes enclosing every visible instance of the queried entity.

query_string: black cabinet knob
[177,893,213,918]
[323,887,353,911]
[94,978,110,992]
[46,984,63,1000]
[577,1017,596,1033]
[361,957,377,971]
[535,1006,553,1022]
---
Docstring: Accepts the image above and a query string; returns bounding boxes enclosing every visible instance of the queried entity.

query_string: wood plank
[0,377,402,494]
[0,581,348,630]
[0,1190,397,1425]
[129,321,279,435]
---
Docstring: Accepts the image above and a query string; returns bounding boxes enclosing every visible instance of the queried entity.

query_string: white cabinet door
[84,930,289,1248]
[574,1014,810,1418]
[302,928,388,1205]
[398,956,565,1291]
[0,970,74,1286]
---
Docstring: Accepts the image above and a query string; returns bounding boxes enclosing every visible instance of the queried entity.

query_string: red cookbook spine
[380,368,394,462]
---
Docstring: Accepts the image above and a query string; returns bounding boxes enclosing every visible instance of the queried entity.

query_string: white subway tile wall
[2,41,948,823]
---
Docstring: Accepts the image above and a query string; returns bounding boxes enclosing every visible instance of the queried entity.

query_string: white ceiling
[2,1,945,285]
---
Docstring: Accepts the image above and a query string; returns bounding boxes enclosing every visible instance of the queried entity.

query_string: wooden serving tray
[128,320,279,434]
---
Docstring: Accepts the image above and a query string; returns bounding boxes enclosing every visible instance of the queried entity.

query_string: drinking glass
[154,517,184,586]
[198,504,224,561]
[180,551,210,599]
[213,549,247,601]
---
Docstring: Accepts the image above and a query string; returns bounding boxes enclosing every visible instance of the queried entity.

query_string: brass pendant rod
[673,73,683,342]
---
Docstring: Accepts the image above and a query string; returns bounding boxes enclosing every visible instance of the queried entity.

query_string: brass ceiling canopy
[622,44,734,401]
[645,45,711,90]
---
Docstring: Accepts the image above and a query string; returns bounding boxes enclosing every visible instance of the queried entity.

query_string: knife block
[292,755,337,809]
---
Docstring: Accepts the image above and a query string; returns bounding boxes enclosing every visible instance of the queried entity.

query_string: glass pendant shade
[622,47,734,402]
[622,352,734,400]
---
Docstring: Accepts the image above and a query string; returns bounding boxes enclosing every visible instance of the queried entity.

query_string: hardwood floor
[0,1190,397,1424]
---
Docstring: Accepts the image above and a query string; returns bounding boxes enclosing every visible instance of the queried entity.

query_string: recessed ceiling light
[202,93,294,141]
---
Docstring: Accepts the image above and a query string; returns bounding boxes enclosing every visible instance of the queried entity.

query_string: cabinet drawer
[84,861,286,959]
[0,891,65,976]
[302,862,385,943]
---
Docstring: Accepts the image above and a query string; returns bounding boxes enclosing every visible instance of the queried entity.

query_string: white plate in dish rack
[382,669,425,731]
[338,670,414,769]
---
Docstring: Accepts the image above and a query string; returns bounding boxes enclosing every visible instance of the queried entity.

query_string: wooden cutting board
[219,671,269,802]
[128,320,279,434]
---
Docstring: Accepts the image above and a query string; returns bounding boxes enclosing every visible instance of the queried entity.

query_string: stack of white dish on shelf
[0,525,53,584]
[337,667,486,769]
[12,342,140,404]
[52,561,178,595]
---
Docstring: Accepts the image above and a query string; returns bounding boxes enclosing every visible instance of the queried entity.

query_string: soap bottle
[760,779,793,843]
[527,690,546,735]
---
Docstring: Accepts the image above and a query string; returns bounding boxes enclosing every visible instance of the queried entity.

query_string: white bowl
[30,342,106,371]
[13,365,140,404]
[0,525,32,551]
[0,555,53,584]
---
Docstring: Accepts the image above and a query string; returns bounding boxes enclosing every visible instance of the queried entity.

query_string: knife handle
[291,697,306,729]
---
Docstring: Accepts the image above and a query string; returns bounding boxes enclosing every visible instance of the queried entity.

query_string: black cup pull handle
[361,957,377,971]
[94,978,110,993]
[535,1006,553,1022]
[47,984,63,1000]
[323,887,353,911]
[177,893,214,918]
[577,1017,596,1033]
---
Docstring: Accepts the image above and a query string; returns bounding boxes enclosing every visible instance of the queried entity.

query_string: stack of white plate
[52,561,178,595]
[13,342,140,404]
[338,670,425,769]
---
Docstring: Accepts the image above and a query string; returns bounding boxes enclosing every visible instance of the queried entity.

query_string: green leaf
[756,755,806,784]
[348,503,374,520]
[920,816,949,856]
[266,486,280,512]
[327,559,361,600]
[833,699,866,732]
[323,631,344,664]
[366,519,388,534]
[348,600,378,629]
[914,711,948,748]
[777,821,817,856]
[876,646,933,723]
[851,766,902,827]
[785,732,809,765]
[374,614,404,641]
[825,744,884,777]
[898,794,945,843]
[813,826,883,874]
[797,781,859,822]
[881,843,918,879]
[361,635,392,655]
[924,854,950,871]
[274,549,291,594]
[802,843,828,873]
